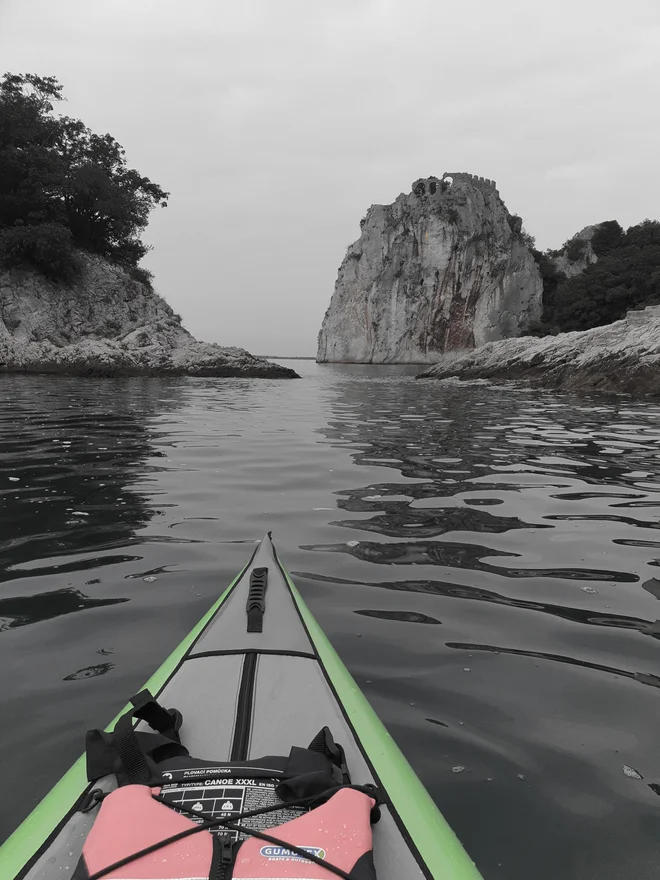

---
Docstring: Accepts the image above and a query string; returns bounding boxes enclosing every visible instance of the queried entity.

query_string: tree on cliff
[531,219,660,333]
[0,73,168,282]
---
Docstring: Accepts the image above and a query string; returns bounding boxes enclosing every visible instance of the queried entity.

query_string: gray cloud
[2,0,659,354]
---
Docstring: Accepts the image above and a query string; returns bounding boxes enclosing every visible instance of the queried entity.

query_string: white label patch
[260,844,325,862]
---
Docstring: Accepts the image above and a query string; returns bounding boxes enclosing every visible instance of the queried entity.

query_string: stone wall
[411,172,500,200]
[626,304,660,324]
[442,172,499,197]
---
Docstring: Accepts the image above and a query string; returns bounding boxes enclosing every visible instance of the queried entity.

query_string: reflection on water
[444,642,660,689]
[2,365,660,879]
[293,569,659,638]
[354,608,442,624]
[0,375,188,837]
[0,385,160,582]
[302,537,638,581]
[63,662,115,681]
[0,588,128,631]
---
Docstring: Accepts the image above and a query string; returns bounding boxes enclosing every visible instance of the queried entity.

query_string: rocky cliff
[0,254,298,377]
[317,173,543,364]
[417,305,660,394]
[550,225,599,278]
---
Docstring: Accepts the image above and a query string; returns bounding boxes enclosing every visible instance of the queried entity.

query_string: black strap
[130,690,182,741]
[275,728,350,804]
[113,709,151,785]
[308,726,349,783]
[86,690,185,785]
[246,567,268,632]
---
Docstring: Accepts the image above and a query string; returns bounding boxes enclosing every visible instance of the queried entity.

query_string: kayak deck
[5,534,482,880]
[133,536,423,877]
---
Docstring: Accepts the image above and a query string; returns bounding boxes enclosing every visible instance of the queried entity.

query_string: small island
[317,172,543,364]
[316,168,660,393]
[0,74,298,378]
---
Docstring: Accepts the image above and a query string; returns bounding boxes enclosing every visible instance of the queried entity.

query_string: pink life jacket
[74,691,378,880]
[74,785,375,880]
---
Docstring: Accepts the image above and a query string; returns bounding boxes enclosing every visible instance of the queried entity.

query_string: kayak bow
[1,534,482,880]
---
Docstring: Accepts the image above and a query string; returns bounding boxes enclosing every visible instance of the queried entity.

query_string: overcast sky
[2,0,659,355]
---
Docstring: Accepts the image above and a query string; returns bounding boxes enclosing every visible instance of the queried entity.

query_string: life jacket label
[158,765,283,781]
[159,777,307,841]
[260,845,325,861]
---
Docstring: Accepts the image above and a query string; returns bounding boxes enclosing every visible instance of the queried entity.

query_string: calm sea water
[2,361,660,878]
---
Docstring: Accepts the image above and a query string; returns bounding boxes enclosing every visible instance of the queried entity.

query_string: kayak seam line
[229,651,258,761]
[186,649,316,660]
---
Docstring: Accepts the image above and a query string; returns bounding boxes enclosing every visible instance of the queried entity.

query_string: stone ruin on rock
[412,172,500,199]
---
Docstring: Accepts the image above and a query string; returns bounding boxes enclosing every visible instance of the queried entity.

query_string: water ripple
[2,368,660,879]
[446,642,660,689]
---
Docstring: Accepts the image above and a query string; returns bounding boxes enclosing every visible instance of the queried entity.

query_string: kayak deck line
[230,651,258,760]
[185,648,317,660]
[2,534,483,880]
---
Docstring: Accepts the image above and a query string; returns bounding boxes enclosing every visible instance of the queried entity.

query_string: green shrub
[0,222,78,280]
[531,248,566,321]
[565,237,587,262]
[526,319,558,337]
[508,214,523,234]
[519,228,536,249]
[507,213,535,248]
[547,220,660,331]
[127,265,154,288]
[591,220,624,256]
[625,218,660,248]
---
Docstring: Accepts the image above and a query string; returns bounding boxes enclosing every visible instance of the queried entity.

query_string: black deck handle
[246,567,268,632]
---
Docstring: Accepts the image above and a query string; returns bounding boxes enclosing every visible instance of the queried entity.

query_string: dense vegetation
[0,73,167,283]
[530,219,660,334]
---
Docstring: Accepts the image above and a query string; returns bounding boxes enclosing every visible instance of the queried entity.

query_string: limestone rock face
[551,225,599,278]
[317,173,543,364]
[416,306,660,394]
[0,254,298,377]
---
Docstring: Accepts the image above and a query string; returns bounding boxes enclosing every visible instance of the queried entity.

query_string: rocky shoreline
[0,335,298,378]
[0,254,298,379]
[417,307,660,394]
